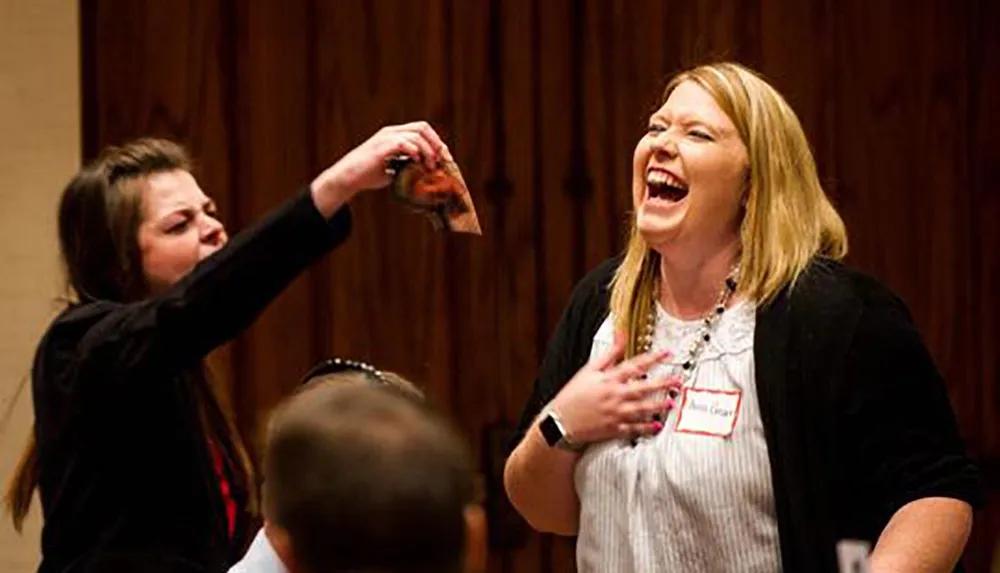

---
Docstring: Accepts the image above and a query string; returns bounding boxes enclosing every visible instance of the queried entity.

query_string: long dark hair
[4,138,257,531]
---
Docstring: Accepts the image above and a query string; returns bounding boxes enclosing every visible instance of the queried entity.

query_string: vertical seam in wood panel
[566,2,591,282]
[220,0,257,461]
[602,1,619,255]
[531,0,548,378]
[964,0,985,453]
[305,0,331,366]
[483,0,515,417]
[444,0,464,441]
[79,0,98,160]
[739,0,762,68]
[534,4,554,569]
[824,0,842,221]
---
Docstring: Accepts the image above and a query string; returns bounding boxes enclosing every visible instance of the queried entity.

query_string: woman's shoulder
[789,257,917,335]
[45,300,122,336]
[804,258,909,305]
[36,300,123,361]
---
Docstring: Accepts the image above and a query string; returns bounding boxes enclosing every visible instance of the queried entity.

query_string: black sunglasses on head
[298,358,389,387]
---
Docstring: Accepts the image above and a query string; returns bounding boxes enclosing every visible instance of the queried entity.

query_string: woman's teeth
[647,170,685,188]
[647,170,689,201]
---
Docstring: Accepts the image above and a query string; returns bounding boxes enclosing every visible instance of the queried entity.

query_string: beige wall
[0,0,79,570]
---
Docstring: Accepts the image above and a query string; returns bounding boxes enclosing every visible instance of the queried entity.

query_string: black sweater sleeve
[841,291,984,525]
[60,187,351,392]
[504,257,619,456]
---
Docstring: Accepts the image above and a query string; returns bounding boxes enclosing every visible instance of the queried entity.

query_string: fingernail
[652,422,664,433]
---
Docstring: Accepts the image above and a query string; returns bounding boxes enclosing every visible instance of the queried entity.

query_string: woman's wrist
[309,170,356,219]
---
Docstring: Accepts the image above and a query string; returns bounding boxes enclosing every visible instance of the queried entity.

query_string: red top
[207,439,236,540]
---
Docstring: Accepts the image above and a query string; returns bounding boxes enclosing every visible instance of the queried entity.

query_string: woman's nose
[652,133,679,158]
[200,216,226,246]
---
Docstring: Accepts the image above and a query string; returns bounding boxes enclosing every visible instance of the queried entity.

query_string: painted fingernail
[652,422,664,433]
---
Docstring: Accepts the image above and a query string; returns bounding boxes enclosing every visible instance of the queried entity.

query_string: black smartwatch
[538,409,584,452]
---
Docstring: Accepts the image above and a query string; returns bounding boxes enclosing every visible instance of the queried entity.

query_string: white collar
[228,528,288,573]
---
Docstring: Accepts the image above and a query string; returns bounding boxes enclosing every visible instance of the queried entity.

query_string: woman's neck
[657,239,740,320]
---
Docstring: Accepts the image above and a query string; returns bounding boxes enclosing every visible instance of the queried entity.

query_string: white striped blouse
[574,300,783,572]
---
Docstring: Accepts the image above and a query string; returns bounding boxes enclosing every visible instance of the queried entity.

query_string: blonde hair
[611,62,848,357]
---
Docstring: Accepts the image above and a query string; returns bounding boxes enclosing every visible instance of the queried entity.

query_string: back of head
[58,137,190,302]
[264,383,474,573]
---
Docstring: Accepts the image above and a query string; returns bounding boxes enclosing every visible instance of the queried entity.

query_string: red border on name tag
[674,387,742,438]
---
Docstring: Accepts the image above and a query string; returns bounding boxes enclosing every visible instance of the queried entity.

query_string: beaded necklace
[639,265,740,424]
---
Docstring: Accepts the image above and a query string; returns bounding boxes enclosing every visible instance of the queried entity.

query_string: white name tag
[675,388,741,438]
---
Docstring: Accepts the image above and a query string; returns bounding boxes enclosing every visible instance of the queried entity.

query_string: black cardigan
[509,256,983,572]
[32,189,351,573]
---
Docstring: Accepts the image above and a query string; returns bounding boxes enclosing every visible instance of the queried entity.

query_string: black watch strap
[539,409,584,452]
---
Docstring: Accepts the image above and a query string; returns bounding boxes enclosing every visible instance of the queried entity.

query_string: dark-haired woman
[5,122,451,573]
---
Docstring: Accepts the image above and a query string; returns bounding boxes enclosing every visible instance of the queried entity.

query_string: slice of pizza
[388,156,482,235]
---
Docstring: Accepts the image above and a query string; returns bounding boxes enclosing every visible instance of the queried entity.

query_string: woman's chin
[636,212,682,248]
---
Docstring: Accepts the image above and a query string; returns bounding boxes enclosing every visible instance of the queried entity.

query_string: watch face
[539,414,563,447]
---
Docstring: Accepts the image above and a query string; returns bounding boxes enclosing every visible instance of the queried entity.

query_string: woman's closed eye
[166,215,192,234]
[688,129,714,141]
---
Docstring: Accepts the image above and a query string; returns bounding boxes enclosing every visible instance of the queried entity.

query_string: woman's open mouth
[646,169,689,204]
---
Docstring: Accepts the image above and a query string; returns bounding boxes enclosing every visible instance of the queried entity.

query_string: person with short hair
[256,382,485,573]
[230,358,429,573]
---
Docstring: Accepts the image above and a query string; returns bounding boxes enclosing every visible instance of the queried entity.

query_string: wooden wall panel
[969,0,1000,461]
[968,0,1000,565]
[312,0,456,412]
[82,1,1000,570]
[227,2,319,453]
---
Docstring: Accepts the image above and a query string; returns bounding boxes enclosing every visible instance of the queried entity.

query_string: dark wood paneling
[969,0,1000,461]
[227,1,319,453]
[82,1,1000,570]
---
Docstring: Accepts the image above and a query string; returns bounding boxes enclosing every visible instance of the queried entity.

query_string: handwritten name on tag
[675,388,742,438]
